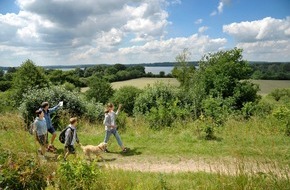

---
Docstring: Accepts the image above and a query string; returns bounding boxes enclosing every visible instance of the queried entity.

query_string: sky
[0,0,289,67]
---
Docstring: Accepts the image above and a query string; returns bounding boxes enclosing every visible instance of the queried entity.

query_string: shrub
[83,100,104,123]
[0,149,47,190]
[19,86,86,129]
[85,76,114,104]
[134,82,190,129]
[269,88,290,101]
[272,106,290,136]
[56,159,103,190]
[116,111,127,131]
[202,96,232,125]
[0,81,11,91]
[110,86,142,116]
[252,99,274,117]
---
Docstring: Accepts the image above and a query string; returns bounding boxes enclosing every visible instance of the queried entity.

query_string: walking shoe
[47,145,57,153]
[122,147,129,153]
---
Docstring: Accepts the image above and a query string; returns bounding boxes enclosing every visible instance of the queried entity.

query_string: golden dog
[80,142,107,160]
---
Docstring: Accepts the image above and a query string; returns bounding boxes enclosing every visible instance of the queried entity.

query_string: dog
[80,142,107,161]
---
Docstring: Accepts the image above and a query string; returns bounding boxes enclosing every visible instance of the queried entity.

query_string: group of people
[33,101,128,160]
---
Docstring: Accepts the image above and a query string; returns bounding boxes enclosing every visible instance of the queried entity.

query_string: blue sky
[0,0,289,67]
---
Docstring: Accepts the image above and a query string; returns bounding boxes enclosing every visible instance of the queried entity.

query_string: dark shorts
[47,127,56,134]
[65,145,75,154]
[37,134,48,146]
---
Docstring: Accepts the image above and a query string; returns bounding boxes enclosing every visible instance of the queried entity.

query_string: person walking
[103,103,129,153]
[41,101,63,152]
[33,109,48,158]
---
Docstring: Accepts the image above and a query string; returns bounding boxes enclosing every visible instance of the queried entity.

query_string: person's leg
[48,127,57,145]
[64,145,75,160]
[38,134,46,155]
[104,130,112,152]
[112,129,124,148]
[47,128,57,151]
[104,130,112,143]
[51,132,57,145]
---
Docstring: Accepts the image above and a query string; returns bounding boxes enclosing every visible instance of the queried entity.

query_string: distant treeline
[250,62,290,80]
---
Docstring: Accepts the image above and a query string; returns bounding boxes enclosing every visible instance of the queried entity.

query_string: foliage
[83,100,104,123]
[56,159,103,190]
[0,149,47,190]
[201,96,232,125]
[198,48,252,98]
[0,90,16,113]
[85,76,114,104]
[19,86,86,129]
[172,48,196,89]
[232,80,261,109]
[110,86,142,116]
[251,62,290,80]
[12,59,49,104]
[134,82,190,129]
[272,106,290,136]
[116,111,128,131]
[0,81,11,92]
[269,88,290,101]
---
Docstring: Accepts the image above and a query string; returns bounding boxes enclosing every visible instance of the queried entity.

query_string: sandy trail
[103,155,289,177]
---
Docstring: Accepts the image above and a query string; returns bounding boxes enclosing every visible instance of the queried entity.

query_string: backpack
[59,126,73,144]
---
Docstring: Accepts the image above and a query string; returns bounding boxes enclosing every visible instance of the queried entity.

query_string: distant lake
[52,66,174,74]
[145,66,174,74]
[61,66,174,74]
[2,66,174,74]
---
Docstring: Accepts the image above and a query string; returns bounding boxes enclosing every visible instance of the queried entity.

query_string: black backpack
[59,126,73,144]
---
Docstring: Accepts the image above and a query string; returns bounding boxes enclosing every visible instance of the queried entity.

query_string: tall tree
[12,59,49,103]
[85,76,114,104]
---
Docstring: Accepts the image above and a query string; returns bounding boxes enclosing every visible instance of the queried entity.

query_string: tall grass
[0,112,289,189]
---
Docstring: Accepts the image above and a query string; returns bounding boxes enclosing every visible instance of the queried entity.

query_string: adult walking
[41,101,63,152]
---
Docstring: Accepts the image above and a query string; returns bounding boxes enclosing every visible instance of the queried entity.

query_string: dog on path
[80,142,107,160]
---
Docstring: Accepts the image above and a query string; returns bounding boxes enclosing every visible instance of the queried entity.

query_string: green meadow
[1,104,290,189]
[82,77,290,94]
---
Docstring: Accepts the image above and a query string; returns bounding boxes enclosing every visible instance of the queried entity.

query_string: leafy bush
[269,88,290,101]
[0,149,47,190]
[12,59,49,104]
[116,111,127,131]
[56,159,103,190]
[19,86,86,129]
[272,106,290,136]
[0,81,11,91]
[110,86,142,116]
[134,82,190,129]
[85,76,114,104]
[252,99,274,117]
[83,100,104,123]
[0,90,16,113]
[202,96,232,125]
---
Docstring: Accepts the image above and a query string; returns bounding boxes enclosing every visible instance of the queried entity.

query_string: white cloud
[223,17,290,61]
[211,0,231,16]
[195,18,203,24]
[198,26,208,33]
[217,2,224,14]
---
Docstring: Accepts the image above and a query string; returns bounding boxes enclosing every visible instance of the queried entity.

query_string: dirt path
[103,155,289,177]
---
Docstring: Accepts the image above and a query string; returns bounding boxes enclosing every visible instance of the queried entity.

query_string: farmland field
[112,78,290,95]
[111,77,179,89]
[81,78,290,95]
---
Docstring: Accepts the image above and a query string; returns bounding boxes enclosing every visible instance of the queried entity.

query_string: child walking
[33,109,48,158]
[103,103,129,153]
[64,117,80,160]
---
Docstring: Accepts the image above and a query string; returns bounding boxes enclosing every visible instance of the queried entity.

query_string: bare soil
[102,154,290,177]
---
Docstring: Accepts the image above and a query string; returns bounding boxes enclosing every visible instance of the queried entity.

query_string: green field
[111,77,179,89]
[81,78,290,95]
[250,80,290,95]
